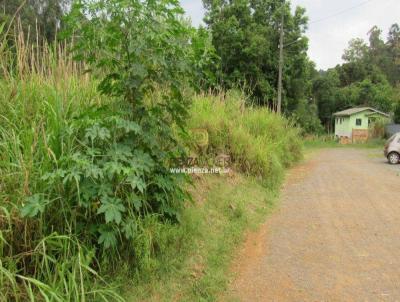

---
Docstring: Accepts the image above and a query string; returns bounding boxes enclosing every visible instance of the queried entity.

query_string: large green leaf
[21,195,49,218]
[98,227,117,249]
[97,196,126,224]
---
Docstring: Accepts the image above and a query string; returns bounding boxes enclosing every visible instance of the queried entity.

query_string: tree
[203,0,310,111]
[386,23,400,85]
[313,23,400,132]
[0,0,70,41]
[189,26,221,90]
[312,69,340,131]
[337,62,368,86]
[393,84,400,123]
[292,99,324,135]
[342,38,368,63]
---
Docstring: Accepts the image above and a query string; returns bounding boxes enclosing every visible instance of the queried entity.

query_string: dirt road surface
[226,148,400,302]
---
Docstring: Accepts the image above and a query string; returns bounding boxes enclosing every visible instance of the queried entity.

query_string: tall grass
[125,92,303,301]
[1,17,82,80]
[188,91,303,189]
[0,20,124,301]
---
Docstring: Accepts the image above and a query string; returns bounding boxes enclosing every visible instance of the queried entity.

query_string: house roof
[333,107,389,117]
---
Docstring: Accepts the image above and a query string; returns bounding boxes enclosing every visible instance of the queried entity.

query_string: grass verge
[122,91,302,300]
[124,173,278,301]
[304,138,386,150]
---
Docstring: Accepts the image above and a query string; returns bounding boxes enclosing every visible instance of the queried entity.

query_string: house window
[356,119,362,126]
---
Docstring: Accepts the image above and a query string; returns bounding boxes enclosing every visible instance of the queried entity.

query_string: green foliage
[342,38,369,62]
[187,91,303,189]
[25,111,189,251]
[189,26,221,90]
[0,0,70,41]
[314,23,400,130]
[1,0,195,299]
[203,0,312,109]
[42,0,192,250]
[0,76,124,301]
[369,118,386,139]
[386,24,400,85]
[0,1,306,301]
[64,0,192,104]
[291,99,324,135]
[393,101,400,124]
[125,93,303,301]
[20,194,49,218]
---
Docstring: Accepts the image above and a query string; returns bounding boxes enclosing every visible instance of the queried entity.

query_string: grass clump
[0,75,125,301]
[0,79,304,301]
[188,91,303,189]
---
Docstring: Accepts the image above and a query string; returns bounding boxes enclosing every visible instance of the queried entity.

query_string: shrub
[26,0,193,252]
[1,0,194,299]
[0,1,304,300]
[393,101,400,124]
[291,99,325,135]
[369,118,387,139]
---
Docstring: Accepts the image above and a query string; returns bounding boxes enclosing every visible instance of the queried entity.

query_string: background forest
[1,0,399,132]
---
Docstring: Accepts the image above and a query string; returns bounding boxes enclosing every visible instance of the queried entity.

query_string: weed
[187,91,303,189]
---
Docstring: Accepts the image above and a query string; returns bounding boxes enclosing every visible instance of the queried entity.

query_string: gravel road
[226,148,400,302]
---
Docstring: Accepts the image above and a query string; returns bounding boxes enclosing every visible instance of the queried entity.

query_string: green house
[333,107,390,139]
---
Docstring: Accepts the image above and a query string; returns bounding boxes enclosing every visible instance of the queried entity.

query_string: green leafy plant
[393,101,400,124]
[1,2,195,300]
[189,26,221,90]
[17,0,194,255]
[1,0,194,299]
[23,111,189,251]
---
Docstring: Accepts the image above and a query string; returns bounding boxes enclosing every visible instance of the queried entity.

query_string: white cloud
[180,0,205,27]
[180,0,400,70]
[292,0,400,69]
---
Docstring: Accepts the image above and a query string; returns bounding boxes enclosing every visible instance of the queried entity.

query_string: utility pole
[277,12,284,114]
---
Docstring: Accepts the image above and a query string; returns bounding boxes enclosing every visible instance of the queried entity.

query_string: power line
[282,0,378,48]
[275,0,380,49]
[309,0,376,25]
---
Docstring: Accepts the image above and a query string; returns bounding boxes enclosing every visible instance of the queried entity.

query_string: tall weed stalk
[0,15,122,302]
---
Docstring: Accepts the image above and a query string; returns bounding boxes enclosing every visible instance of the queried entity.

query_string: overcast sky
[180,0,400,70]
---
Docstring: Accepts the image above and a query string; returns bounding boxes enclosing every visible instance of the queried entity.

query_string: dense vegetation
[2,0,399,132]
[313,24,400,130]
[199,1,400,133]
[127,92,302,301]
[0,0,303,301]
[0,0,397,300]
[188,92,302,187]
[202,0,313,112]
[0,0,70,41]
